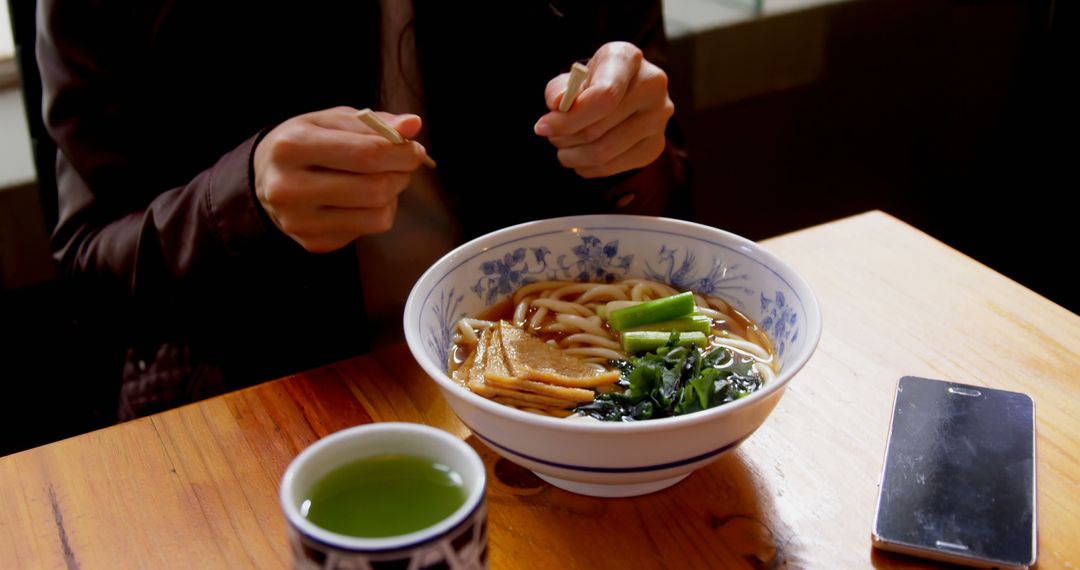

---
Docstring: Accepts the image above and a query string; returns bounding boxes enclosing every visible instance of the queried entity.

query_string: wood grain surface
[2,211,1076,569]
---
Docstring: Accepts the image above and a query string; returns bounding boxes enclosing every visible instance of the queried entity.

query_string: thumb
[379,112,424,140]
[545,74,570,111]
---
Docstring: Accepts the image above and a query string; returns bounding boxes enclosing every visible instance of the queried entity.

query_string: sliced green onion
[623,314,711,335]
[601,300,642,320]
[608,292,695,331]
[622,331,708,353]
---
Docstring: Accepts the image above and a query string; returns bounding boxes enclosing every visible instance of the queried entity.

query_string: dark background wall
[668,0,1071,311]
[0,0,1071,456]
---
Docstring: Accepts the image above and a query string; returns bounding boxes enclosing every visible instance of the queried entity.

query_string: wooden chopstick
[558,62,590,113]
[356,108,437,169]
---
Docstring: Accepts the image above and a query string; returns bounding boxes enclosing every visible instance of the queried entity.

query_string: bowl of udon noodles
[404,215,821,497]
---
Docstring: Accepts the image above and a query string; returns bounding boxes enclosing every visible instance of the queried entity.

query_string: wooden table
[2,211,1077,569]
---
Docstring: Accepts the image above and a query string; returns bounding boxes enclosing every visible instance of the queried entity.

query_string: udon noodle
[449,279,776,418]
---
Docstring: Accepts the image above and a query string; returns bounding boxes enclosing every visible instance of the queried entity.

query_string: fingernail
[534,120,552,137]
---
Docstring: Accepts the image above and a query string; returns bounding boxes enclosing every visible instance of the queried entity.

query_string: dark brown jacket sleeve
[35,1,377,418]
[37,0,274,304]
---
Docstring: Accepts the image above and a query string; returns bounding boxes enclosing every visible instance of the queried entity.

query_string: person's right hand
[253,107,429,253]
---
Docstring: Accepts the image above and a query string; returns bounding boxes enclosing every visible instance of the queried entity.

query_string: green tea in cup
[280,423,488,569]
[300,454,467,537]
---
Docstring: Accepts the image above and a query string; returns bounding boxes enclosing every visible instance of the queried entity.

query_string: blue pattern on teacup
[422,226,805,372]
[289,502,488,570]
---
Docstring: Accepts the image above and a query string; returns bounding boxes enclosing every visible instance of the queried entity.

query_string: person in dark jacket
[36,0,690,420]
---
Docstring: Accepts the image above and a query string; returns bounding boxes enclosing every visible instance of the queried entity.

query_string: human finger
[546,62,669,148]
[306,107,424,141]
[555,103,672,169]
[280,200,400,253]
[270,124,426,174]
[534,42,642,137]
[376,112,423,140]
[544,72,571,111]
[270,169,411,209]
[545,103,635,149]
[312,200,399,237]
[572,134,667,179]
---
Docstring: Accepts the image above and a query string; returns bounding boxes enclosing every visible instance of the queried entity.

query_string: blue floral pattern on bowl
[428,288,465,367]
[470,235,634,306]
[425,228,810,371]
[569,236,635,282]
[761,291,798,358]
[644,245,754,308]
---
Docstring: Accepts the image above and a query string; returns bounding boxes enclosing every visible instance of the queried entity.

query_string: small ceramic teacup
[280,423,488,569]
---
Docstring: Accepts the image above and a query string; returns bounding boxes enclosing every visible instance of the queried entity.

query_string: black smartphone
[872,376,1037,568]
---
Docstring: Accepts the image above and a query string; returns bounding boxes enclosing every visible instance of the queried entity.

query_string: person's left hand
[533,41,674,179]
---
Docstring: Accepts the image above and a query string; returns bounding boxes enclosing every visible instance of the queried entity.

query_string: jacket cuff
[204,130,275,254]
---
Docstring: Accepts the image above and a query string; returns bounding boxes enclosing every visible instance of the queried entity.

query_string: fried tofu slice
[466,329,576,408]
[465,329,495,395]
[498,321,620,388]
[486,389,578,409]
[482,326,516,384]
[484,374,595,403]
[484,327,595,403]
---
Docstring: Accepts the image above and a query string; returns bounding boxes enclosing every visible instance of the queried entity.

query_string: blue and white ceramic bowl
[404,215,822,497]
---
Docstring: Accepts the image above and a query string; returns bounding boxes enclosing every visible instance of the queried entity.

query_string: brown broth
[447,298,516,374]
[718,306,778,372]
[477,297,515,322]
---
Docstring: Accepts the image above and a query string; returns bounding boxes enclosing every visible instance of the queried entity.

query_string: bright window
[1,2,17,86]
[0,1,13,61]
